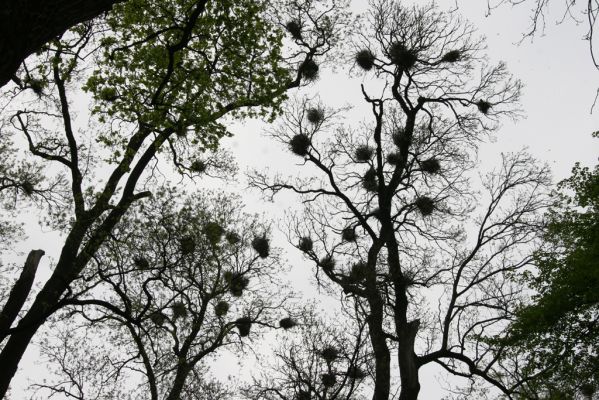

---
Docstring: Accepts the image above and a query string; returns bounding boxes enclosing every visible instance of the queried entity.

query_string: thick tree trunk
[0,250,44,343]
[397,320,421,400]
[368,297,391,400]
[0,0,123,88]
[0,266,74,397]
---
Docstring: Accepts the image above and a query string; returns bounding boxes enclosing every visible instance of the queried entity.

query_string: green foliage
[84,0,289,151]
[504,153,599,395]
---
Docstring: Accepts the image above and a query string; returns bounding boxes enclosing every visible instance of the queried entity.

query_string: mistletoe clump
[204,221,224,244]
[134,256,150,270]
[149,312,166,326]
[321,373,337,387]
[214,300,229,317]
[415,196,435,216]
[355,145,373,162]
[389,42,418,70]
[392,128,411,148]
[251,236,270,258]
[341,227,356,242]
[289,133,311,156]
[190,159,206,173]
[387,152,401,165]
[180,235,196,255]
[320,346,339,362]
[355,49,375,71]
[279,317,297,330]
[362,167,378,192]
[476,99,491,114]
[285,20,302,40]
[298,236,313,252]
[299,59,319,81]
[420,158,441,174]
[225,271,250,297]
[320,256,336,271]
[235,317,252,337]
[171,301,187,319]
[441,49,461,63]
[225,231,241,245]
[306,107,324,124]
[21,180,34,195]
[349,261,367,282]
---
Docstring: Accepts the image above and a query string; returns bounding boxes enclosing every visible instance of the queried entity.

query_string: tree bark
[0,0,124,88]
[397,320,420,400]
[0,250,44,343]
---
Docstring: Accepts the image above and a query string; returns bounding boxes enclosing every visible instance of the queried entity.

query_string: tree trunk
[0,0,123,88]
[0,250,44,343]
[367,297,391,400]
[397,320,420,400]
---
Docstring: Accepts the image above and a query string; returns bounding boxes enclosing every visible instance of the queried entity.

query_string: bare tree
[250,1,550,399]
[30,189,293,400]
[245,305,373,400]
[0,0,348,395]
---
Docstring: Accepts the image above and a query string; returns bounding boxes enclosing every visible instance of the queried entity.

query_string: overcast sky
[7,1,598,398]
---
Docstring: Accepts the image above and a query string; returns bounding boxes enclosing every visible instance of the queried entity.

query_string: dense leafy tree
[250,1,551,398]
[497,139,599,399]
[0,0,345,395]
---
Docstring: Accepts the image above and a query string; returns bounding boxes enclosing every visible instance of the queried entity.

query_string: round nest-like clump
[225,231,241,245]
[204,221,224,244]
[279,317,297,330]
[321,373,337,387]
[349,261,367,282]
[298,236,313,252]
[320,346,338,362]
[214,300,229,317]
[415,196,435,216]
[386,152,401,165]
[134,256,150,270]
[190,159,206,173]
[149,312,166,326]
[180,235,196,255]
[389,42,418,70]
[581,383,596,397]
[341,227,356,242]
[298,390,311,400]
[286,20,302,40]
[476,100,491,114]
[420,158,441,174]
[392,128,411,148]
[21,180,34,195]
[347,366,366,380]
[252,236,270,258]
[362,167,378,192]
[289,133,311,156]
[320,256,336,271]
[355,145,373,162]
[355,49,375,71]
[300,59,319,81]
[306,107,324,124]
[235,317,252,337]
[227,272,250,297]
[171,301,187,319]
[441,50,461,63]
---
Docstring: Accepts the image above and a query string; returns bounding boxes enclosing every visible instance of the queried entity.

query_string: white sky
[5,1,598,399]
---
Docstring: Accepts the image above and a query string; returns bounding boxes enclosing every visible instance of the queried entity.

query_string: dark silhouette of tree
[0,0,126,88]
[493,136,599,399]
[245,306,372,400]
[250,1,551,398]
[0,0,347,395]
[29,189,291,400]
